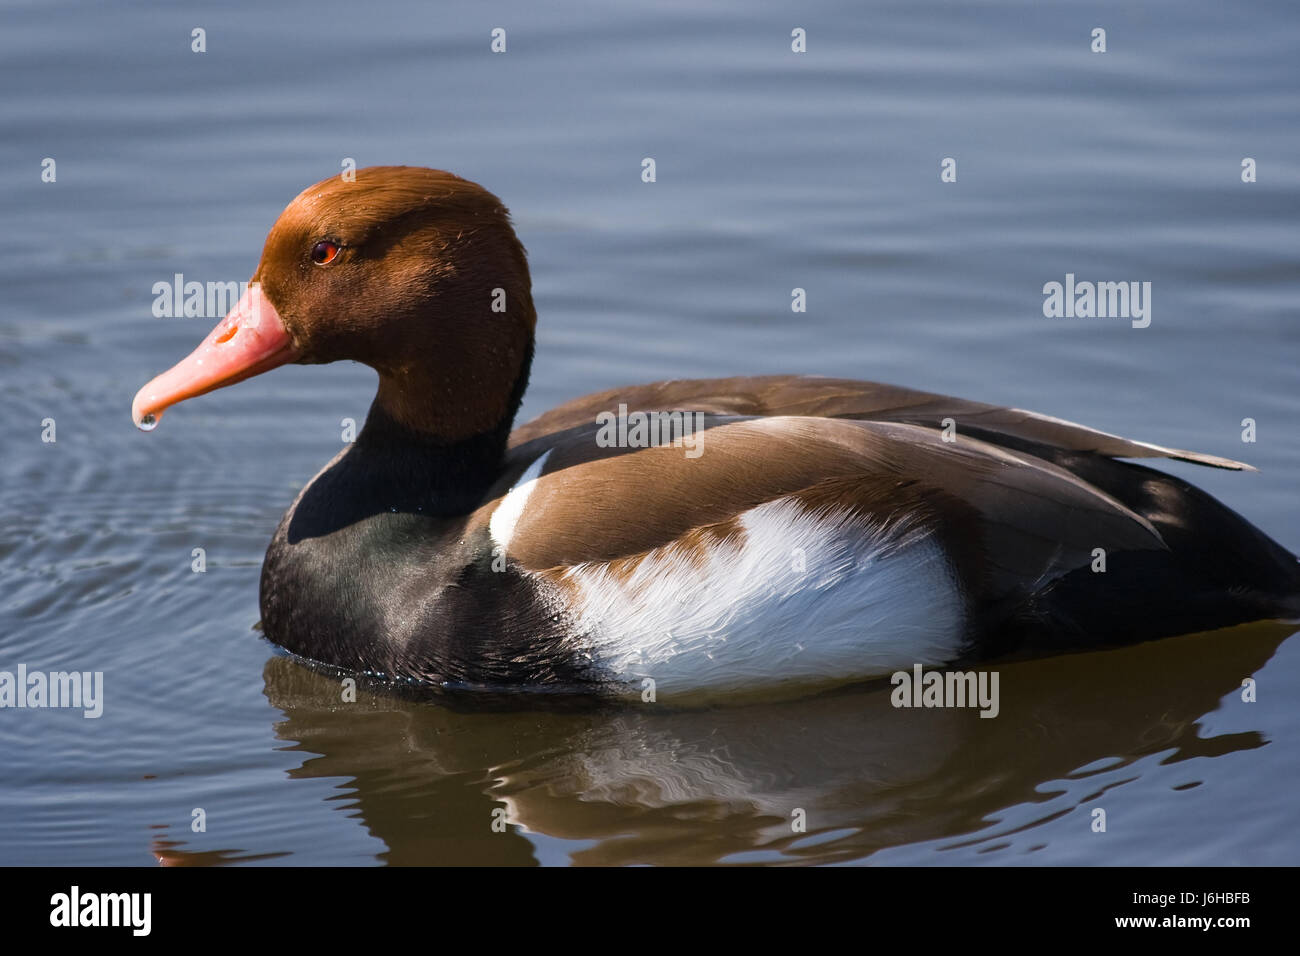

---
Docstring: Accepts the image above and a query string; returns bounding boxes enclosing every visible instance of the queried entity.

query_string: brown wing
[489,416,1167,607]
[508,374,1252,471]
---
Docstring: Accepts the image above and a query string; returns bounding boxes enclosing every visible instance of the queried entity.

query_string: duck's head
[132,166,536,442]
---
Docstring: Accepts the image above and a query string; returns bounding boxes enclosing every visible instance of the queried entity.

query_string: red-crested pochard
[132,166,1300,698]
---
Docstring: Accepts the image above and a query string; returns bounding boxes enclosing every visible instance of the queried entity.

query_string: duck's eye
[311,240,341,265]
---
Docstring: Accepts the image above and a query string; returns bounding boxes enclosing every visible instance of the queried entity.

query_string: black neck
[350,333,535,517]
[353,404,510,516]
[285,337,534,544]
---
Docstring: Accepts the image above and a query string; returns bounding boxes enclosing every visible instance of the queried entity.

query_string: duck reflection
[250,623,1291,865]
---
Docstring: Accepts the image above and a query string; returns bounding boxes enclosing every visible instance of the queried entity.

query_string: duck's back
[491,376,1299,690]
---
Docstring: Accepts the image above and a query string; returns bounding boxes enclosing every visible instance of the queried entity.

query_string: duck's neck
[353,405,508,516]
[351,335,535,516]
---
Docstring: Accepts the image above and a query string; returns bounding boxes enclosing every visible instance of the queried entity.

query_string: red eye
[311,240,341,264]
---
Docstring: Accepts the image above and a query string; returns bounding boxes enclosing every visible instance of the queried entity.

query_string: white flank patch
[559,497,965,696]
[489,449,552,551]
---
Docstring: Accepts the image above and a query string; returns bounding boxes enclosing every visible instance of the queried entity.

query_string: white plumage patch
[558,497,966,697]
[489,449,552,552]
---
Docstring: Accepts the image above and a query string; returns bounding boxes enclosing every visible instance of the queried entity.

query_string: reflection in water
[150,837,289,868]
[176,623,1291,866]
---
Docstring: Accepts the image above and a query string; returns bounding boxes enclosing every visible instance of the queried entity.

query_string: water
[1,0,1297,865]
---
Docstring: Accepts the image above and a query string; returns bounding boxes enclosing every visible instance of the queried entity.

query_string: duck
[132,166,1300,699]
